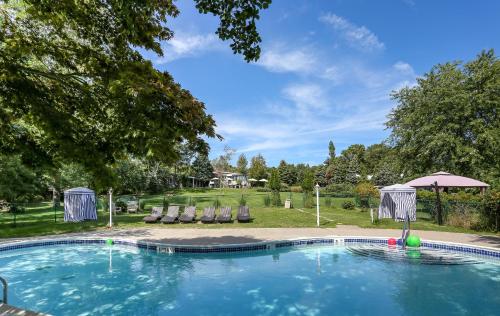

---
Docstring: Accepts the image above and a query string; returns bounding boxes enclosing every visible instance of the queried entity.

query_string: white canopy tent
[378,184,416,222]
[64,187,97,222]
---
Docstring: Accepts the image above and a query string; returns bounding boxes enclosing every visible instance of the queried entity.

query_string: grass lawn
[0,188,497,238]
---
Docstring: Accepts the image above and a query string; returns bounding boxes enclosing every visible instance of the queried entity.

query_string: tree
[388,50,500,187]
[248,154,267,180]
[345,156,361,185]
[301,171,315,192]
[0,0,271,188]
[328,140,336,163]
[364,143,393,176]
[0,155,38,202]
[268,168,281,206]
[314,165,328,186]
[278,160,297,185]
[192,154,214,181]
[236,154,248,175]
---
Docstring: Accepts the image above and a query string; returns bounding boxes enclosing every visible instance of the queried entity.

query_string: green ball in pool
[106,239,114,245]
[406,235,421,247]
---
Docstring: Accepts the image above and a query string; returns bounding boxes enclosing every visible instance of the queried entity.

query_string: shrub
[263,194,271,207]
[446,202,481,230]
[256,187,271,192]
[239,195,247,206]
[280,183,290,192]
[213,197,221,208]
[290,186,303,193]
[324,196,332,207]
[271,191,281,207]
[139,200,146,211]
[302,192,313,208]
[480,190,500,232]
[354,182,378,197]
[342,201,355,210]
[324,183,354,196]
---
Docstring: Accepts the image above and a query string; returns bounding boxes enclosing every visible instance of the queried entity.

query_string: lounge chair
[200,206,216,223]
[143,206,164,223]
[179,206,196,223]
[217,206,232,223]
[127,201,139,213]
[237,205,251,222]
[160,205,180,224]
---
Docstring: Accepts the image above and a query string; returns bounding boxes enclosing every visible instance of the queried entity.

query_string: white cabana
[378,184,416,222]
[64,187,97,222]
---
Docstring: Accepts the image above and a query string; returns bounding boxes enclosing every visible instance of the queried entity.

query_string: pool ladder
[0,276,7,304]
[401,213,410,250]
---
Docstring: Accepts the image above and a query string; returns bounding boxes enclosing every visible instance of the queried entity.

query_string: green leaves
[388,50,500,186]
[0,1,270,190]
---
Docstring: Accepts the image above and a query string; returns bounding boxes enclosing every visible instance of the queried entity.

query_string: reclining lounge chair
[200,206,216,223]
[143,206,164,223]
[179,206,196,223]
[237,205,251,222]
[160,205,180,224]
[217,206,232,223]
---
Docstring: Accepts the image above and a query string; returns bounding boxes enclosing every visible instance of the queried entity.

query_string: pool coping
[0,236,499,259]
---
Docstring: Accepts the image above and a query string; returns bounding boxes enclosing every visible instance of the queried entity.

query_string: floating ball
[406,249,421,259]
[388,238,397,246]
[106,239,114,245]
[406,235,421,248]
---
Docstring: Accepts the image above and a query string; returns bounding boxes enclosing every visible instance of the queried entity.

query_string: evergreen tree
[192,154,214,181]
[236,154,248,175]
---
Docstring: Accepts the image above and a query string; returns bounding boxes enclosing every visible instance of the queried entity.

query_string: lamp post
[108,188,113,228]
[315,183,320,227]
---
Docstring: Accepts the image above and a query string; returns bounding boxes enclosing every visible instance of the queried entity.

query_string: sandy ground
[2,225,499,249]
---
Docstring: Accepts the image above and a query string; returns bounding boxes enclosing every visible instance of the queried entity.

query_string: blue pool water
[0,244,499,315]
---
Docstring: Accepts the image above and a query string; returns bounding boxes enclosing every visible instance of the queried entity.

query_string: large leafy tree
[0,0,271,189]
[388,50,500,187]
[248,154,267,180]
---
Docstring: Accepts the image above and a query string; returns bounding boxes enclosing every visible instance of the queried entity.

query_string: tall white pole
[108,188,113,228]
[315,183,320,227]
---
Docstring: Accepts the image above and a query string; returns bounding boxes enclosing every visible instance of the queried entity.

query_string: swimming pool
[0,241,499,315]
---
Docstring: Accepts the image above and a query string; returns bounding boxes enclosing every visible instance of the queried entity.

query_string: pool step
[0,303,47,316]
[346,245,481,265]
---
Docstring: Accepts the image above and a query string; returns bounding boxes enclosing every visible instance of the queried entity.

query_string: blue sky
[142,0,500,166]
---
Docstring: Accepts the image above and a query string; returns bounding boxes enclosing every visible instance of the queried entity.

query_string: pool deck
[0,303,46,316]
[2,225,499,249]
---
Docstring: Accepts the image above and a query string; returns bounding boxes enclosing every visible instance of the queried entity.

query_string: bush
[271,191,281,207]
[213,197,221,208]
[354,182,378,197]
[280,183,290,192]
[342,201,355,210]
[239,195,247,206]
[324,196,332,207]
[290,186,303,193]
[302,192,313,208]
[256,187,271,192]
[139,200,146,211]
[480,190,500,232]
[447,202,481,229]
[324,183,354,196]
[263,194,271,207]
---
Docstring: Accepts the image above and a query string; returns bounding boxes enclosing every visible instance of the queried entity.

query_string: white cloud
[393,61,414,75]
[282,83,327,111]
[320,13,385,51]
[257,47,317,74]
[155,33,221,64]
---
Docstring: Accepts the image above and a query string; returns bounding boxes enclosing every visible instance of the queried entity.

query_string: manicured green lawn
[0,188,497,238]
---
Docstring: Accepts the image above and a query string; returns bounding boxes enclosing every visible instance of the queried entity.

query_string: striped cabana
[64,187,97,222]
[378,184,416,222]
